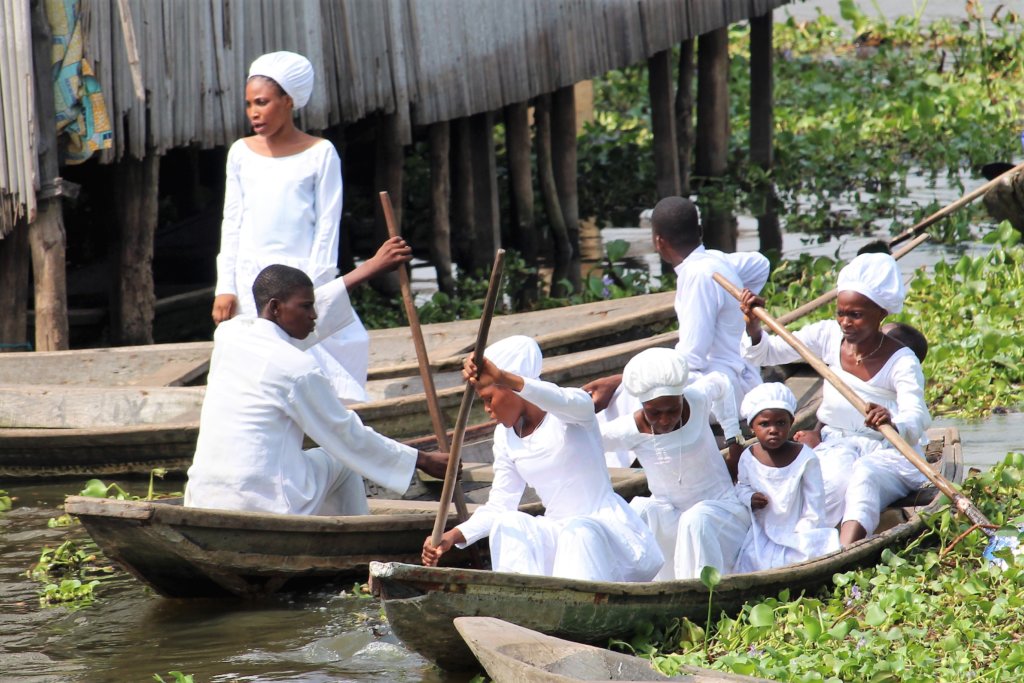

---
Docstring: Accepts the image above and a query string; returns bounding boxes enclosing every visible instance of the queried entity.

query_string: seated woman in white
[740,253,931,546]
[421,335,663,582]
[599,348,750,581]
[734,383,840,573]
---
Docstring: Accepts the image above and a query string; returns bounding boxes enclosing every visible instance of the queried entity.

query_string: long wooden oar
[889,160,1024,248]
[713,271,993,532]
[378,192,474,534]
[778,232,929,325]
[430,250,506,548]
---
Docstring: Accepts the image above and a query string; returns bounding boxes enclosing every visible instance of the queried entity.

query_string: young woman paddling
[421,335,663,582]
[212,51,370,403]
[740,253,931,546]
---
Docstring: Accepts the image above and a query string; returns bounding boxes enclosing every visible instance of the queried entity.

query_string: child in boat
[420,335,663,582]
[733,383,840,573]
[598,347,750,581]
[740,253,932,546]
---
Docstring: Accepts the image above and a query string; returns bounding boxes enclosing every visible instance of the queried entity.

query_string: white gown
[455,379,663,582]
[184,276,417,515]
[215,138,369,403]
[734,444,840,573]
[601,383,751,580]
[743,320,931,533]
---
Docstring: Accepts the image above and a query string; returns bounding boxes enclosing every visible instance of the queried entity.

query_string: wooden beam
[373,113,403,294]
[675,39,695,196]
[696,27,735,251]
[469,111,500,270]
[428,121,455,295]
[750,12,781,254]
[449,117,476,273]
[535,94,572,297]
[550,85,581,291]
[504,101,538,307]
[648,49,680,199]
[29,0,69,351]
[112,153,159,345]
[0,219,30,350]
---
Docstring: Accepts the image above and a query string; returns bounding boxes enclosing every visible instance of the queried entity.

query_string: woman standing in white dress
[421,336,663,582]
[740,253,931,546]
[212,51,369,403]
[734,383,839,573]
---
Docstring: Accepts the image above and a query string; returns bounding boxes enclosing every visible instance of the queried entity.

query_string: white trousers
[308,447,370,516]
[842,449,928,534]
[488,510,658,582]
[630,496,750,580]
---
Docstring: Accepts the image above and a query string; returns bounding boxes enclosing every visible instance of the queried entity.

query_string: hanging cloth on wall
[46,0,112,164]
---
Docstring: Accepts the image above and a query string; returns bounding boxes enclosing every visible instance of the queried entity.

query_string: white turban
[622,348,689,403]
[741,382,798,424]
[483,335,542,380]
[836,253,905,314]
[248,51,314,108]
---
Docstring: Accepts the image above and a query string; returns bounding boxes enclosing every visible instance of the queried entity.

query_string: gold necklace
[848,333,885,365]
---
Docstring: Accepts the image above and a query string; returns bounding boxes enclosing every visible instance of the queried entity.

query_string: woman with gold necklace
[739,253,931,546]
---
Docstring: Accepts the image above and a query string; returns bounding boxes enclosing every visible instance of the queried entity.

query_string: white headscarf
[836,253,905,314]
[741,382,797,424]
[622,348,689,403]
[483,335,542,380]
[248,51,315,108]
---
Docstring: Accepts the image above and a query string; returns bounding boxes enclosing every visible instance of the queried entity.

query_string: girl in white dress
[212,51,369,403]
[734,383,840,573]
[740,253,931,546]
[421,336,663,582]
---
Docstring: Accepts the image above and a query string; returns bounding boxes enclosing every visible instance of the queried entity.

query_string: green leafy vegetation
[618,452,1024,681]
[28,539,112,608]
[0,489,12,512]
[580,3,1024,236]
[78,471,182,501]
[153,673,194,683]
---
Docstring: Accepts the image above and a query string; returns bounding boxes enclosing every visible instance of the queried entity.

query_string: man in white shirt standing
[185,237,449,516]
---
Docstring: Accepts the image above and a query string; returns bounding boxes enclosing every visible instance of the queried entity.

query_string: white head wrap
[483,335,542,380]
[836,253,905,314]
[622,348,689,403]
[248,51,314,108]
[741,382,798,424]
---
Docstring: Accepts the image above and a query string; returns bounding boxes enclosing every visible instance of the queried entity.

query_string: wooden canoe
[3,289,675,387]
[0,348,821,478]
[63,467,651,599]
[370,427,962,671]
[453,616,773,682]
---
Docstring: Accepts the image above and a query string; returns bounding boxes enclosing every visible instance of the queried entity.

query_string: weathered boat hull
[371,428,962,671]
[453,616,772,682]
[66,467,651,599]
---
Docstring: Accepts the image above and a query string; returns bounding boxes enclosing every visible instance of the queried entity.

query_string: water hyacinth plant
[619,452,1024,682]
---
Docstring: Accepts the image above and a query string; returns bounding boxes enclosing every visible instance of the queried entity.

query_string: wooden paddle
[889,160,1024,248]
[713,272,993,532]
[430,249,506,547]
[378,192,474,530]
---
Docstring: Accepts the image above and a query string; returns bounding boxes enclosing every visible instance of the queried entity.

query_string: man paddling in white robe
[185,239,449,516]
[587,196,769,471]
[600,348,751,580]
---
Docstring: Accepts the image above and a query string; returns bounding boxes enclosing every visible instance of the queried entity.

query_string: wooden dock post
[696,27,735,251]
[504,101,538,307]
[112,152,159,345]
[470,111,500,269]
[675,39,695,196]
[535,94,573,297]
[648,49,680,199]
[0,219,30,350]
[551,85,581,291]
[428,121,456,295]
[750,11,781,254]
[374,113,403,293]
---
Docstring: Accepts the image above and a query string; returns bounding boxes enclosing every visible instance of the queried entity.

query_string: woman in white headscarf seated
[421,336,663,582]
[739,253,931,546]
[733,383,840,573]
[599,348,750,581]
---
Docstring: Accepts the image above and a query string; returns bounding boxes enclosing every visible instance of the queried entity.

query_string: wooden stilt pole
[649,49,680,199]
[675,39,695,196]
[112,152,159,345]
[450,117,476,273]
[551,85,580,291]
[504,101,538,307]
[428,122,455,295]
[696,27,734,251]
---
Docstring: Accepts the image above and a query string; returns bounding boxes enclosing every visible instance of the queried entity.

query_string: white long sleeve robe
[184,276,417,515]
[214,138,369,402]
[601,383,751,580]
[734,444,840,572]
[743,320,931,533]
[455,378,663,582]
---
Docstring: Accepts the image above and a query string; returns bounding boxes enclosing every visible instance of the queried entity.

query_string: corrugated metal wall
[0,0,37,238]
[1,0,790,234]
